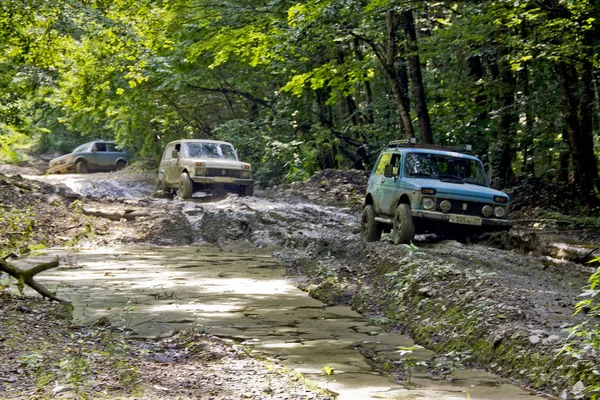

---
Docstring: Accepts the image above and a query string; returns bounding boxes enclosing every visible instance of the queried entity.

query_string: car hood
[404,178,510,203]
[49,153,73,166]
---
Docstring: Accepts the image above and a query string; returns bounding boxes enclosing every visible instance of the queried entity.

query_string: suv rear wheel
[156,173,167,192]
[178,172,194,199]
[392,203,415,244]
[361,205,382,242]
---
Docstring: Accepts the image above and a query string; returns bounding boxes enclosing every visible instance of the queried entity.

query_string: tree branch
[0,257,69,303]
[185,83,272,108]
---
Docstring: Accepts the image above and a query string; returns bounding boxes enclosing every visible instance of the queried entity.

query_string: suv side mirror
[384,164,394,178]
[172,150,179,158]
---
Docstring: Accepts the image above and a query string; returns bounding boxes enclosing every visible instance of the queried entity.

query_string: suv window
[374,153,392,175]
[390,154,401,176]
[163,145,175,160]
[73,144,89,153]
[106,142,120,152]
[93,142,107,152]
[184,142,238,160]
[404,152,487,186]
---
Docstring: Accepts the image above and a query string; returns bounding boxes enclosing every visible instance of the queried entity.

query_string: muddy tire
[361,205,382,242]
[114,160,127,171]
[392,203,415,245]
[178,172,194,199]
[156,173,167,192]
[239,185,254,197]
[75,160,88,174]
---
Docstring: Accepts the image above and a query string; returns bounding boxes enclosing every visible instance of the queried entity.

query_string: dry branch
[0,257,69,303]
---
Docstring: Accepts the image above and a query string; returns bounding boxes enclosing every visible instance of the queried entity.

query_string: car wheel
[239,185,254,197]
[156,173,167,192]
[114,160,127,171]
[392,203,415,245]
[178,172,194,199]
[361,205,382,242]
[75,160,88,174]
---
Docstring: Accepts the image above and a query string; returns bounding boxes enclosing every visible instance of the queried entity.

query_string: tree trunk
[385,11,414,139]
[491,50,516,189]
[401,10,433,144]
[555,61,600,197]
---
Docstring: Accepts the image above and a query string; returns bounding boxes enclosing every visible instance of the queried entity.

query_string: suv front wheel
[392,203,415,245]
[361,205,382,242]
[178,172,194,199]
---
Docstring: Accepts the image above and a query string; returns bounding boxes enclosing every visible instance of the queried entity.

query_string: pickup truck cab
[361,140,511,244]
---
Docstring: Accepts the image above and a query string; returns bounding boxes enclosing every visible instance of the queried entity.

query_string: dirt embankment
[1,163,600,399]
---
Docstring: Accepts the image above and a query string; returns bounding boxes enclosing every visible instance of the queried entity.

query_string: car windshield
[184,142,237,160]
[404,152,488,186]
[73,144,90,153]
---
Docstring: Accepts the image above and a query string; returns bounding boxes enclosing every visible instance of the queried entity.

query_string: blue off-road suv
[361,140,511,244]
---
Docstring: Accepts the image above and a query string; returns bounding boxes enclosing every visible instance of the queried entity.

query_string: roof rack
[387,138,472,153]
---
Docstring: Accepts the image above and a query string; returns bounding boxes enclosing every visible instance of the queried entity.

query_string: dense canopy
[1,0,599,196]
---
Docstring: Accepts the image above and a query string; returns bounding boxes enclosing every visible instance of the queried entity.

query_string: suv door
[379,153,402,216]
[161,144,177,185]
[371,153,391,215]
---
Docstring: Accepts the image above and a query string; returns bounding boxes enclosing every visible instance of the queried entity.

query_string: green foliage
[0,0,598,188]
[0,131,32,164]
[395,345,427,384]
[561,257,600,398]
[0,207,37,258]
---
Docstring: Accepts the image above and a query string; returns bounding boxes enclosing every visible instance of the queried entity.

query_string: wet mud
[20,246,544,400]
[5,167,599,398]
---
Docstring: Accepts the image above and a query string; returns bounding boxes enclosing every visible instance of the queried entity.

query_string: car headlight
[195,167,206,176]
[482,205,493,218]
[440,200,452,213]
[422,197,435,210]
[242,170,251,179]
[494,206,506,218]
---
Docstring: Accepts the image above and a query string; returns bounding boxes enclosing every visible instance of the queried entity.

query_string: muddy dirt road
[4,166,600,399]
[17,245,543,400]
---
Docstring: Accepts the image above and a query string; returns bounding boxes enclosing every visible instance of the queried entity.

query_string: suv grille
[435,198,489,217]
[205,168,241,178]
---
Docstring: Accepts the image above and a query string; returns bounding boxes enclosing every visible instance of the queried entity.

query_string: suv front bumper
[412,210,511,228]
[191,176,254,186]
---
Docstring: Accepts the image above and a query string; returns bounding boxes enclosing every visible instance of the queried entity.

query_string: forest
[1,0,599,198]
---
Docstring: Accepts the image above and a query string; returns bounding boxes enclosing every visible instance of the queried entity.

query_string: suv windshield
[184,142,237,160]
[404,152,488,186]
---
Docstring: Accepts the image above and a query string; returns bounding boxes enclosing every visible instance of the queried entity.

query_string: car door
[379,153,402,216]
[91,142,113,171]
[164,143,183,185]
[371,153,391,215]
[105,142,124,169]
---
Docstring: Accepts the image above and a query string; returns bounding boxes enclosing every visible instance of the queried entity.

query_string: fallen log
[0,257,69,303]
[82,207,150,221]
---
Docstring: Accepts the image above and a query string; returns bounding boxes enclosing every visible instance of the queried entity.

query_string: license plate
[449,215,482,226]
[214,177,235,183]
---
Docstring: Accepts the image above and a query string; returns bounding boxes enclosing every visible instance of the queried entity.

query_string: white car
[157,139,254,199]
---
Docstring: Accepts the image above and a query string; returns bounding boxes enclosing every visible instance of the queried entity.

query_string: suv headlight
[422,197,435,210]
[482,205,493,218]
[440,200,452,213]
[195,167,206,176]
[494,206,507,218]
[242,170,251,179]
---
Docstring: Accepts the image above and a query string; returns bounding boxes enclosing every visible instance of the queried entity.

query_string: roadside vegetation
[1,0,600,398]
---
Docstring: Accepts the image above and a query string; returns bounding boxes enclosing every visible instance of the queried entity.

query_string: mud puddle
[23,172,155,199]
[13,245,545,400]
